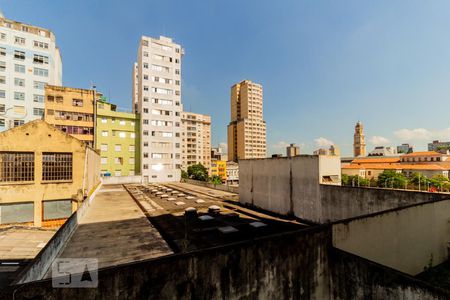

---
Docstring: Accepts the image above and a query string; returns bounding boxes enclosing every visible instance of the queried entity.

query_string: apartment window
[175,69,180,75]
[129,145,135,152]
[13,120,24,127]
[0,62,5,71]
[14,92,25,101]
[34,68,48,77]
[0,118,4,127]
[101,157,108,164]
[131,121,135,126]
[14,50,25,60]
[0,47,6,56]
[0,33,5,40]
[0,104,4,113]
[14,78,25,87]
[72,99,83,107]
[14,36,25,45]
[143,51,148,57]
[0,152,35,182]
[175,80,180,85]
[101,117,107,123]
[129,170,135,176]
[114,157,123,165]
[175,59,179,64]
[34,81,45,90]
[33,108,44,116]
[143,142,148,147]
[101,131,108,137]
[143,164,148,170]
[33,94,44,103]
[114,170,121,176]
[15,64,25,73]
[143,97,149,102]
[118,132,126,138]
[42,153,72,181]
[143,63,148,69]
[33,54,49,64]
[0,90,5,98]
[115,144,122,152]
[34,41,49,49]
[100,144,108,151]
[129,158,135,164]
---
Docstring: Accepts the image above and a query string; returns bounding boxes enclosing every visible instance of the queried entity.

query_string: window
[129,158,135,164]
[129,145,135,152]
[0,76,4,84]
[14,50,25,60]
[0,104,4,113]
[143,63,148,69]
[34,40,49,49]
[0,33,5,40]
[143,164,148,169]
[0,118,4,127]
[42,153,72,181]
[114,157,123,165]
[34,81,45,90]
[101,157,108,164]
[14,92,25,101]
[115,170,121,176]
[34,68,48,77]
[33,108,44,116]
[119,120,125,125]
[15,64,25,73]
[0,152,35,182]
[101,117,107,123]
[101,131,108,137]
[14,36,25,45]
[0,90,5,98]
[33,94,44,103]
[0,48,5,56]
[72,99,83,107]
[130,133,136,138]
[0,61,5,71]
[33,54,48,64]
[100,144,108,151]
[13,120,24,127]
[43,200,72,220]
[0,202,34,224]
[14,78,25,87]
[175,69,180,75]
[115,144,122,152]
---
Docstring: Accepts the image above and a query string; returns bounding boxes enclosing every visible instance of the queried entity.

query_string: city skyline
[3,1,450,156]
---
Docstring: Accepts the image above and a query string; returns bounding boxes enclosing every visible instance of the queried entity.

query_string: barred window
[42,153,72,181]
[0,152,34,182]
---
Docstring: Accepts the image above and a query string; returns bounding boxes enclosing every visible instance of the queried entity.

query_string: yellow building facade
[211,160,227,182]
[44,85,102,147]
[0,120,100,227]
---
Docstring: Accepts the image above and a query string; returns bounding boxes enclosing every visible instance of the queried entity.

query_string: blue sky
[3,0,450,156]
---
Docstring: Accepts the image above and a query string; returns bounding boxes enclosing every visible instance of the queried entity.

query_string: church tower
[353,121,366,157]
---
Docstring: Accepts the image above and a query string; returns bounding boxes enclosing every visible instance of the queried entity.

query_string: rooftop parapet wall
[240,156,449,224]
[332,199,450,275]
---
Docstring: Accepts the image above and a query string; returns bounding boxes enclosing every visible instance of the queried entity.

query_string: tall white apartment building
[0,13,62,131]
[181,112,211,171]
[134,36,184,182]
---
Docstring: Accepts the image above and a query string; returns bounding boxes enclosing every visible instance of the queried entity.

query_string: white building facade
[0,13,62,131]
[134,36,184,182]
[181,112,211,171]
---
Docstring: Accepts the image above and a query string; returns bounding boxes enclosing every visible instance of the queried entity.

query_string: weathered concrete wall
[330,249,449,300]
[183,179,238,194]
[319,185,449,223]
[240,156,449,224]
[4,226,449,299]
[84,147,101,195]
[5,227,331,299]
[102,175,143,185]
[13,182,101,284]
[332,199,450,275]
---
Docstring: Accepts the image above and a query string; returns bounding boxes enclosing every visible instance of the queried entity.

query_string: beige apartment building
[227,80,266,162]
[44,85,101,148]
[181,112,211,171]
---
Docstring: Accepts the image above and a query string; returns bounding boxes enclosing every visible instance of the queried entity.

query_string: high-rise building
[44,85,100,148]
[0,13,62,131]
[134,36,184,183]
[227,80,266,162]
[353,121,366,157]
[286,143,300,157]
[132,62,139,113]
[96,100,140,177]
[397,143,413,154]
[181,111,211,171]
[428,140,450,152]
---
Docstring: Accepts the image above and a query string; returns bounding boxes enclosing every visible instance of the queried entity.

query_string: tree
[341,174,350,185]
[409,172,429,190]
[429,174,449,190]
[209,175,222,185]
[377,170,408,189]
[187,163,208,181]
[181,170,188,179]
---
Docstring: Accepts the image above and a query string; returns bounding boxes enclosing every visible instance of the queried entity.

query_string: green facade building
[96,101,140,177]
